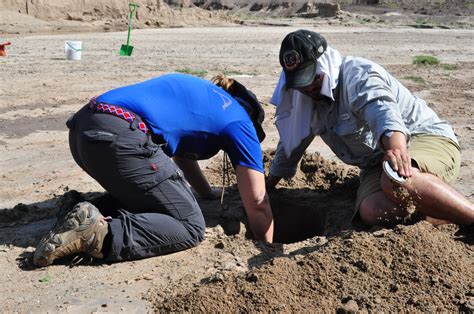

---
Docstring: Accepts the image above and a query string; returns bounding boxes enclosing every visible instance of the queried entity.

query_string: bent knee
[183,211,206,244]
[359,199,381,226]
[358,191,405,226]
[194,225,206,243]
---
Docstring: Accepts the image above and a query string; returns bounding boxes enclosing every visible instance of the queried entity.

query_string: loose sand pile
[157,223,474,312]
[150,153,474,312]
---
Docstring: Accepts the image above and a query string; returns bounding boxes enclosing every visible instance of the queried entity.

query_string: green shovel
[120,3,138,56]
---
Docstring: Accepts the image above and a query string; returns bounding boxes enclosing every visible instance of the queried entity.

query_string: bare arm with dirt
[236,166,274,242]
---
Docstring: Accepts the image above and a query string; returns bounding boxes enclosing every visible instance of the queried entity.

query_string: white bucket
[65,41,82,60]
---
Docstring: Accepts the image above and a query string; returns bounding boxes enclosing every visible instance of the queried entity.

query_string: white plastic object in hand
[382,160,406,184]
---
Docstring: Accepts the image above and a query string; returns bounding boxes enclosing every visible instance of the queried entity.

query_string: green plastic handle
[125,3,138,46]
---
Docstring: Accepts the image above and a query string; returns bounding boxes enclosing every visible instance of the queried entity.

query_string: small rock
[390,283,399,292]
[340,265,349,274]
[430,276,439,285]
[464,297,474,312]
[296,260,305,266]
[205,272,224,283]
[373,229,389,237]
[337,300,359,314]
[353,260,368,272]
[246,273,258,283]
[443,280,453,289]
[407,296,419,305]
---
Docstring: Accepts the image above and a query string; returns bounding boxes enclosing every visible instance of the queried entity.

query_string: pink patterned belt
[88,97,150,134]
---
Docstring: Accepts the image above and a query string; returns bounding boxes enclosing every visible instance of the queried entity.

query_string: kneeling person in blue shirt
[34,73,274,267]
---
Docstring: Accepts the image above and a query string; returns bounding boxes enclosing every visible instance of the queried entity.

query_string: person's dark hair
[212,74,266,143]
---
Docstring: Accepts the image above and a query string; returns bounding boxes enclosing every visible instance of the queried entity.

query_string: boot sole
[33,202,103,267]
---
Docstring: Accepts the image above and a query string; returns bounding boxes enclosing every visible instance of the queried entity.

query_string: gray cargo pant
[67,104,205,262]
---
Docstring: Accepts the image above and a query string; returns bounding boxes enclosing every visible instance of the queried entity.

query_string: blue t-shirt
[97,73,264,173]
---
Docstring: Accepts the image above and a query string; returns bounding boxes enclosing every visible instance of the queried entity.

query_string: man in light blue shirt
[267,29,474,226]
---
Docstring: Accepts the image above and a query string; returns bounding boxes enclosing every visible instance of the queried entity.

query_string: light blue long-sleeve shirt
[270,56,459,178]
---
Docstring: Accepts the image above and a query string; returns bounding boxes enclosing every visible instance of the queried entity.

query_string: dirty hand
[382,131,412,177]
[384,148,412,178]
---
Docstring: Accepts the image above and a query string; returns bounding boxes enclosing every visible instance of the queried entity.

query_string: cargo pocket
[334,118,358,137]
[144,142,177,184]
[114,135,178,190]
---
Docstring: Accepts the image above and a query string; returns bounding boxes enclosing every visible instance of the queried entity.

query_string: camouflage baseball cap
[279,30,327,88]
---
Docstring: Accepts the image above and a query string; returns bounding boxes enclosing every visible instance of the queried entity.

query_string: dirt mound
[150,152,473,312]
[264,150,360,191]
[205,150,359,192]
[155,222,474,312]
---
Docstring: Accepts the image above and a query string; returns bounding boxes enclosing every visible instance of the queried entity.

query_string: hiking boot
[33,202,108,267]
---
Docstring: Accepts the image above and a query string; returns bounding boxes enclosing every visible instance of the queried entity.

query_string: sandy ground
[0,24,473,312]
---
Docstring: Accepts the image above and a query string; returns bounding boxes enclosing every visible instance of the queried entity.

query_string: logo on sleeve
[212,89,232,110]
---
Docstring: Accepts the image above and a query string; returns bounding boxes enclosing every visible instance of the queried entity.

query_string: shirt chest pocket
[334,115,358,136]
[333,114,370,148]
[332,114,376,161]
